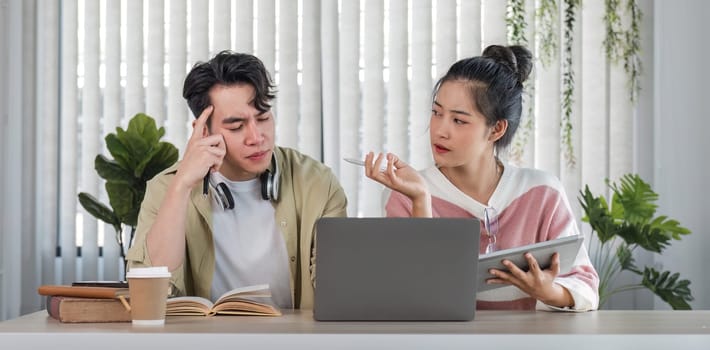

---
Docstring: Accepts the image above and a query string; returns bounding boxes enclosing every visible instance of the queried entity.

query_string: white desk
[1,310,709,350]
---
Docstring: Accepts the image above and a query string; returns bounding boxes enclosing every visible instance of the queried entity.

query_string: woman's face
[429,80,495,169]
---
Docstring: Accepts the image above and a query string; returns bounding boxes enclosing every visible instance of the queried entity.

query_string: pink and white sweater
[384,163,599,311]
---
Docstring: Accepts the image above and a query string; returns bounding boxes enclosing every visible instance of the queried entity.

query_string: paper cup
[126,266,171,326]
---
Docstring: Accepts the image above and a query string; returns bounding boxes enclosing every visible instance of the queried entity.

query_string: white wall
[653,0,710,309]
[0,0,8,321]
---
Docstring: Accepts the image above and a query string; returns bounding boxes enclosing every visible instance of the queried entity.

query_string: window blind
[2,1,640,317]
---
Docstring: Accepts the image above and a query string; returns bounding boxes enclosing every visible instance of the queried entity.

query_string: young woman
[364,45,599,311]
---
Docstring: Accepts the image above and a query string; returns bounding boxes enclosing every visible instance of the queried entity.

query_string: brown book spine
[45,295,131,323]
[46,295,61,321]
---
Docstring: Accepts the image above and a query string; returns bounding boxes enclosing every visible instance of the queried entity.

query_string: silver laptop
[314,217,480,321]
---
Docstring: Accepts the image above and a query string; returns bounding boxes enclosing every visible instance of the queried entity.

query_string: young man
[127,51,348,309]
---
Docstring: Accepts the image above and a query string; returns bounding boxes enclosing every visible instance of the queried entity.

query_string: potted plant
[579,174,694,309]
[78,113,178,277]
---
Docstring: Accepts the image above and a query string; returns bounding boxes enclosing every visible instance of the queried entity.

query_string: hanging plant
[535,0,558,67]
[507,0,528,45]
[509,0,563,164]
[603,0,624,61]
[561,0,580,168]
[505,0,642,166]
[507,0,536,164]
[604,0,642,103]
[624,0,643,102]
[510,88,537,164]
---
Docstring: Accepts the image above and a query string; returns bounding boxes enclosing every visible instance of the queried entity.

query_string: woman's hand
[364,152,432,217]
[486,252,575,308]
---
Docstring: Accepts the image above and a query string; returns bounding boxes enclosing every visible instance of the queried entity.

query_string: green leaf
[119,132,151,171]
[77,192,121,233]
[131,115,161,150]
[610,174,658,225]
[118,114,170,177]
[649,215,691,240]
[594,174,692,254]
[615,217,690,253]
[127,113,163,146]
[615,222,664,253]
[105,133,132,170]
[641,267,694,310]
[134,141,169,178]
[142,142,179,180]
[616,243,640,274]
[578,186,617,243]
[94,155,133,184]
[106,182,138,227]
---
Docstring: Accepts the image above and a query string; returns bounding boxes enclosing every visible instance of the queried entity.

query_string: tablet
[477,235,584,292]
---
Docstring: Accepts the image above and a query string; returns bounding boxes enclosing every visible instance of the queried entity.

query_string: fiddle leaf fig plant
[579,174,694,309]
[78,113,178,273]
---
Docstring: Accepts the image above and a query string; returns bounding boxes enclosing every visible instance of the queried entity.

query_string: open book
[166,284,281,316]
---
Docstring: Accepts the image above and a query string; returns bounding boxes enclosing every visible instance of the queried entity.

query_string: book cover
[72,281,129,288]
[38,285,129,299]
[46,296,131,323]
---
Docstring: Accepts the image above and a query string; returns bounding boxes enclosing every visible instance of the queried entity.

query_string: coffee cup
[126,266,171,326]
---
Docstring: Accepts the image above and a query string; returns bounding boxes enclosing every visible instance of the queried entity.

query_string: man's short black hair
[182,51,276,118]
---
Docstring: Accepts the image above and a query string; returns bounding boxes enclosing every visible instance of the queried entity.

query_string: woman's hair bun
[482,45,533,84]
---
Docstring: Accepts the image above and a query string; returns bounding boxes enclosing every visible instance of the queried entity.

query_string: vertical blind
[3,0,639,318]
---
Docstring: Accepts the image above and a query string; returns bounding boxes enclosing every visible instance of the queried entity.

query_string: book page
[214,284,271,305]
[212,297,281,316]
[166,296,214,316]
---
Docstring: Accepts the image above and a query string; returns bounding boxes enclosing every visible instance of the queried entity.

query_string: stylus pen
[202,173,209,196]
[343,157,390,172]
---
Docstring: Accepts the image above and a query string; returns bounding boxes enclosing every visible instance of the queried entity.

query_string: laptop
[313,217,480,321]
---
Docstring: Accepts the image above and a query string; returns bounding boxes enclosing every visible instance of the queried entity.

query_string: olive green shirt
[126,147,348,309]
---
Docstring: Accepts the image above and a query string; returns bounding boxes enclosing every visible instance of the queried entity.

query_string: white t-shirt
[209,172,293,308]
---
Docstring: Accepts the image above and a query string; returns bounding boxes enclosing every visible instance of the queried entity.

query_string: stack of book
[38,283,282,322]
[38,283,131,323]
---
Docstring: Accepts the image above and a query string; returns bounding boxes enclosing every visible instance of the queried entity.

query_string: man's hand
[175,106,226,191]
[145,106,226,270]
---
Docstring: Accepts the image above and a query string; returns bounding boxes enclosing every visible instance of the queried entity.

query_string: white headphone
[211,153,280,210]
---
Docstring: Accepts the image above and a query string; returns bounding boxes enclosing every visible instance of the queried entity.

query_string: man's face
[207,84,275,181]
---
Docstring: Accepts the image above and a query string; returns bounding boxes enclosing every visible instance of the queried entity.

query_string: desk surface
[1,310,709,349]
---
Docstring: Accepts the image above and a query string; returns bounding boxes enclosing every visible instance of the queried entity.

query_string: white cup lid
[126,266,171,279]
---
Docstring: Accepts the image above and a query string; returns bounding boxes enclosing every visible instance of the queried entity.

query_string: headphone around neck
[259,153,280,201]
[211,152,280,210]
